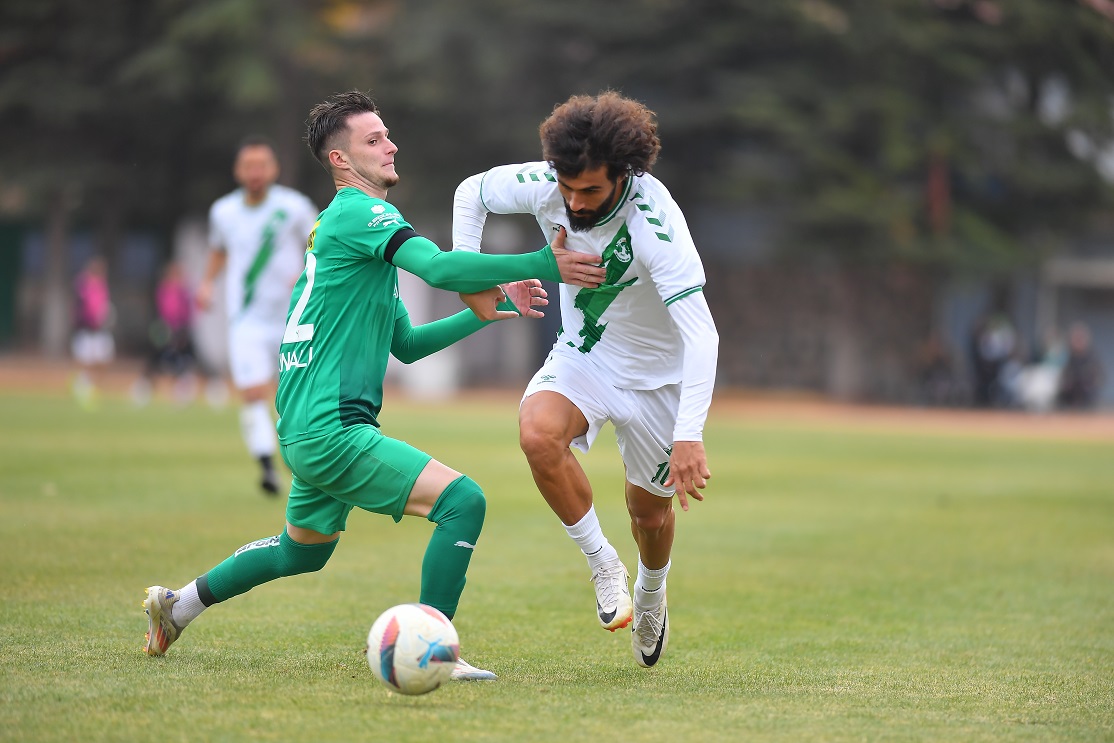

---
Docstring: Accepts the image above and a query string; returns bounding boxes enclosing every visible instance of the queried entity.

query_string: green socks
[420,475,487,619]
[198,530,338,605]
[193,476,485,621]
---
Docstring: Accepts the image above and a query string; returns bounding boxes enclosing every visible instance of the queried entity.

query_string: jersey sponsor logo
[367,203,400,227]
[306,220,320,253]
[279,345,314,371]
[539,374,557,383]
[368,212,402,228]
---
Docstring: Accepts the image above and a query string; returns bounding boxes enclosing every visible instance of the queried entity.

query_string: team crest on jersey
[613,235,632,263]
[371,205,386,214]
[601,224,634,281]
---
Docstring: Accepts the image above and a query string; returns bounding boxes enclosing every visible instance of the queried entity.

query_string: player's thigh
[282,425,432,528]
[228,320,283,389]
[521,350,610,453]
[614,384,680,498]
[402,459,464,519]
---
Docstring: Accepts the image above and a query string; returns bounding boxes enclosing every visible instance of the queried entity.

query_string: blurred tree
[0,0,380,353]
[2,0,1113,356]
[347,0,1114,274]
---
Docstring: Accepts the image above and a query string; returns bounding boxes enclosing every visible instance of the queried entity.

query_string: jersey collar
[593,174,633,228]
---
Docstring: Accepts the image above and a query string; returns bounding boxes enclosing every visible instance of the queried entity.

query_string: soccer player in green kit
[142,91,607,680]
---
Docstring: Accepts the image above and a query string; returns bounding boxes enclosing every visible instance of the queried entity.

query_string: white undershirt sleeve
[667,291,719,442]
[452,172,488,253]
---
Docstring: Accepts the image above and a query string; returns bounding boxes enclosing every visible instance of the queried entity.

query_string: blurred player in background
[131,261,199,406]
[70,255,115,410]
[142,90,606,681]
[452,91,719,668]
[195,136,318,496]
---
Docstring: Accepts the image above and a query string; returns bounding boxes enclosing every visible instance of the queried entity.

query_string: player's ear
[328,149,347,170]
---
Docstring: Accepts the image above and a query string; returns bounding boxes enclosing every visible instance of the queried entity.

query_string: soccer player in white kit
[452,92,719,668]
[196,136,318,496]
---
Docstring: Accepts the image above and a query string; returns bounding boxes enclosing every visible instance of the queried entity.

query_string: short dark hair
[236,134,277,158]
[539,91,661,180]
[304,90,381,170]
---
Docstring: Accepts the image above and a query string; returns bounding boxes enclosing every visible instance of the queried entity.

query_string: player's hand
[500,279,548,319]
[549,226,605,288]
[663,440,711,511]
[195,280,214,311]
[459,280,549,322]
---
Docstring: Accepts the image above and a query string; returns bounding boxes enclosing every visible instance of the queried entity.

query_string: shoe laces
[591,562,628,608]
[634,604,665,645]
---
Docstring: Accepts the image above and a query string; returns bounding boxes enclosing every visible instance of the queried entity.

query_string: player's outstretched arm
[391,230,604,294]
[390,287,538,363]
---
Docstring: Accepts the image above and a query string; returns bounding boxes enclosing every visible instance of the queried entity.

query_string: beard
[563,179,619,233]
[565,206,602,233]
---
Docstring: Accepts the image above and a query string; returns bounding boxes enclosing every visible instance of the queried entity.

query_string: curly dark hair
[305,90,381,169]
[539,91,661,180]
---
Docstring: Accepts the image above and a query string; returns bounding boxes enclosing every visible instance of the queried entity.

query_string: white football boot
[631,593,669,668]
[590,559,633,631]
[451,657,497,681]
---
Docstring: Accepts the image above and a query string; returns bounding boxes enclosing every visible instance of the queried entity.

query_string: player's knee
[519,425,563,466]
[430,475,486,525]
[280,531,338,576]
[630,503,673,535]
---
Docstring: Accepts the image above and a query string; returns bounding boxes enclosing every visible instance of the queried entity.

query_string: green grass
[0,391,1111,742]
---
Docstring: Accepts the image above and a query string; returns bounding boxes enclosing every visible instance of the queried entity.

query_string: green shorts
[280,424,432,535]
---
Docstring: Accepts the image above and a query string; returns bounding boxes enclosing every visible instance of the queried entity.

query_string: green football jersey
[275,187,415,443]
[276,186,563,444]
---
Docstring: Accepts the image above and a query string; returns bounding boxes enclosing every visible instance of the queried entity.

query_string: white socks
[564,506,619,573]
[239,401,277,457]
[634,558,670,607]
[565,507,672,599]
[172,581,206,628]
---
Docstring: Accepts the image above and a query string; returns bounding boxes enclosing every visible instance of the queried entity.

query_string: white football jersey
[455,162,708,390]
[208,184,318,324]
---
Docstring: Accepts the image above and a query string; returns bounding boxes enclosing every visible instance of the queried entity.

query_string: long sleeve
[391,234,558,293]
[391,298,519,364]
[667,291,719,441]
[452,172,488,253]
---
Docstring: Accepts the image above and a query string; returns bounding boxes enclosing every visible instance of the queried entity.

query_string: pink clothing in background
[74,272,110,330]
[157,278,192,332]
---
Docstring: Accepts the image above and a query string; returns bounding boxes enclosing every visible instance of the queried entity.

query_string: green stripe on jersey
[243,209,288,310]
[515,165,556,183]
[630,189,674,241]
[664,286,702,306]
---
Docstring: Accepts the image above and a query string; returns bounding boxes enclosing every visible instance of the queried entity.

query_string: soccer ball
[366,603,460,695]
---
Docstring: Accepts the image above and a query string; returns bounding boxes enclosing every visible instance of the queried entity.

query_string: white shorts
[71,330,115,366]
[522,346,680,497]
[228,318,284,389]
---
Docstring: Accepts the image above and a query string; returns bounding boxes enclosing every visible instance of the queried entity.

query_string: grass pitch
[0,389,1111,742]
